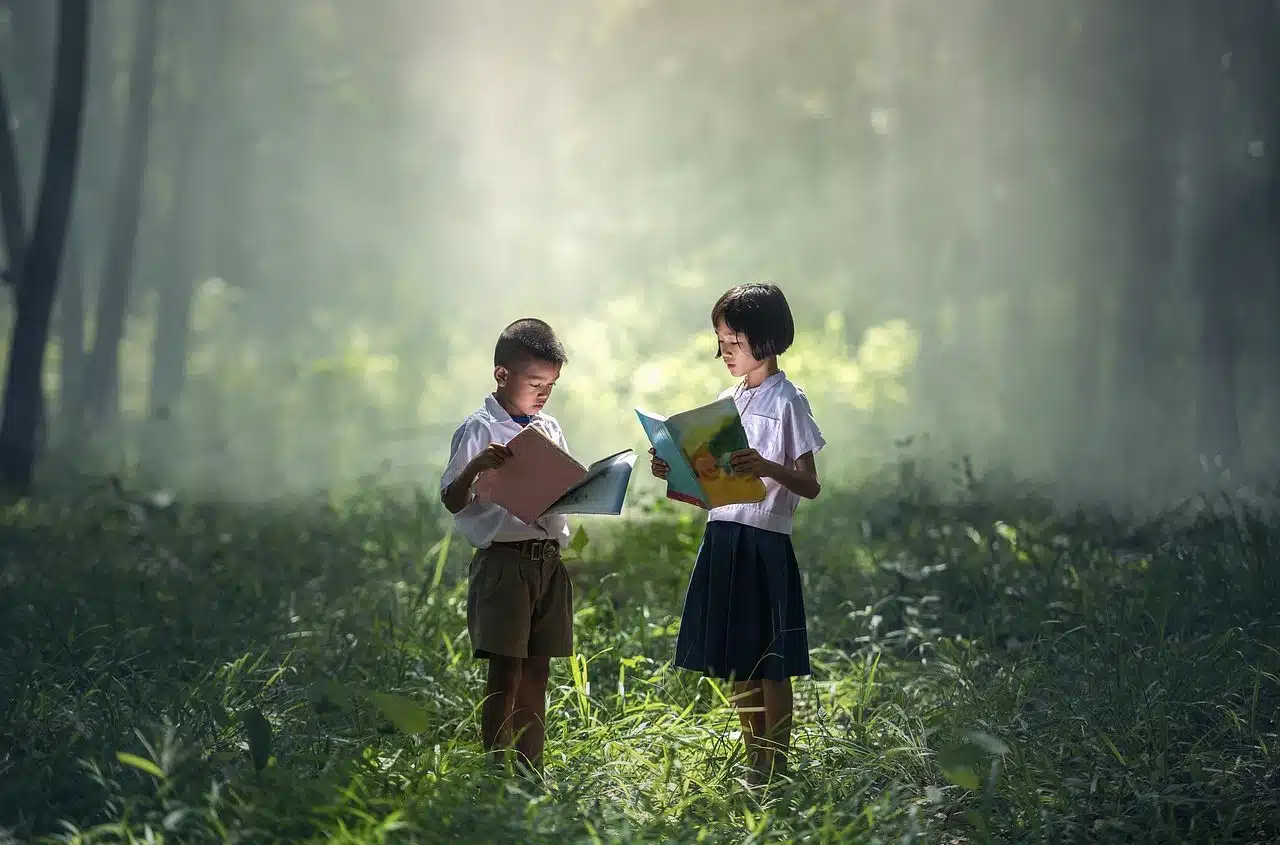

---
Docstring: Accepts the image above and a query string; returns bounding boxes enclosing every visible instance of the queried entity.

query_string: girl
[650,282,825,782]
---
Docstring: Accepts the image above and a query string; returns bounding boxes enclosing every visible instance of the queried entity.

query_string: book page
[666,396,766,508]
[542,450,637,515]
[474,425,586,523]
[635,408,708,508]
[559,448,634,497]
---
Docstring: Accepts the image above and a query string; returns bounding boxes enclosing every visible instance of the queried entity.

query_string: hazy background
[1,0,1277,513]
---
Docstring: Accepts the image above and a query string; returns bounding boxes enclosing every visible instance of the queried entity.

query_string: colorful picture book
[635,396,766,509]
[474,424,635,523]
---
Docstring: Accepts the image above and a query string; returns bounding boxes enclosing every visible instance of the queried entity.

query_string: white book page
[542,451,636,516]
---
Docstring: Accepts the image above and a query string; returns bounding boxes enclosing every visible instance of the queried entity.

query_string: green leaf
[242,707,272,771]
[936,742,985,791]
[210,701,233,728]
[962,730,1011,756]
[569,525,590,557]
[430,526,452,589]
[371,692,431,734]
[309,679,355,712]
[936,731,1010,791]
[116,751,165,779]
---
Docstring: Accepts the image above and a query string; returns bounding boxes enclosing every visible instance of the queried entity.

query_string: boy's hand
[729,448,774,479]
[648,448,670,480]
[468,442,513,476]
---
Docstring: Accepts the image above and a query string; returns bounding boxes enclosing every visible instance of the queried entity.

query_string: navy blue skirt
[673,520,811,682]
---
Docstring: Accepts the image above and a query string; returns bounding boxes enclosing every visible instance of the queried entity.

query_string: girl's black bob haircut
[711,282,795,360]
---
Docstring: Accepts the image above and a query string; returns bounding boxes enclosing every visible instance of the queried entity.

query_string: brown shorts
[467,539,574,660]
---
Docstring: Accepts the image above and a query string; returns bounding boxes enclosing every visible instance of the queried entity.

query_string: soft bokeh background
[2,0,1277,510]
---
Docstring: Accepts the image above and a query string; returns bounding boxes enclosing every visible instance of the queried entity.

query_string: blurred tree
[148,0,231,421]
[0,0,89,493]
[77,0,160,429]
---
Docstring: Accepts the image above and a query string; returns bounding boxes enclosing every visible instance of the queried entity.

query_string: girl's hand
[729,448,775,479]
[649,448,670,480]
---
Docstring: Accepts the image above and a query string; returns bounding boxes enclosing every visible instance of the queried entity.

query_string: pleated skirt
[673,519,811,682]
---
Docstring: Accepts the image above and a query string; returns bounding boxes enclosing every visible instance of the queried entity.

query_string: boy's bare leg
[513,656,550,772]
[733,680,767,775]
[760,678,794,777]
[483,656,522,764]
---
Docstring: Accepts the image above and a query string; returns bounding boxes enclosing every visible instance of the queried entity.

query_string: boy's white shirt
[439,394,572,549]
[707,370,826,536]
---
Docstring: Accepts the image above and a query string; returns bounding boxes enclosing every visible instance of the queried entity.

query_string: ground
[1,479,1277,844]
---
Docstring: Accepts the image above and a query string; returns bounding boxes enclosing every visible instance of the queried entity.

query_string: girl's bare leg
[733,680,767,777]
[760,678,794,777]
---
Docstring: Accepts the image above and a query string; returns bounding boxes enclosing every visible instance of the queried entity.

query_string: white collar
[739,370,785,394]
[484,393,541,424]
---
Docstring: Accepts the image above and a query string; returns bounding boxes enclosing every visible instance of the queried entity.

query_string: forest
[1,1,1278,843]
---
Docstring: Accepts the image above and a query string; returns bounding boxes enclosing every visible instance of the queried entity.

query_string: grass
[1,475,1278,844]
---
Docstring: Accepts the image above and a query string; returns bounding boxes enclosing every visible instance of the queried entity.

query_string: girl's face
[715,320,762,379]
[494,359,560,417]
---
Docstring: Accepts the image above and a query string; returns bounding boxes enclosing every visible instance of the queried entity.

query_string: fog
[1,0,1277,513]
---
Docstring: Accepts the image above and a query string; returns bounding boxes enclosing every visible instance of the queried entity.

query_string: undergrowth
[1,478,1277,843]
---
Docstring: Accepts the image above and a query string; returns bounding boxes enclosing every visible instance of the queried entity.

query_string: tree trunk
[148,1,230,421]
[78,0,160,428]
[0,0,90,494]
[56,229,85,415]
[0,72,24,285]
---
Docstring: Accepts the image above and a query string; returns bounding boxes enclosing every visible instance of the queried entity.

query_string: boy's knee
[519,656,551,687]
[488,656,522,689]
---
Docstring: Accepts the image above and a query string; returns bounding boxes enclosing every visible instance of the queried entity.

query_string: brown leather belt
[489,538,561,562]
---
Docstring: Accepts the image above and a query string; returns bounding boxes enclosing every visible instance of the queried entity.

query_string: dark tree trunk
[0,73,24,285]
[56,229,85,415]
[78,0,160,428]
[148,1,230,421]
[0,0,90,494]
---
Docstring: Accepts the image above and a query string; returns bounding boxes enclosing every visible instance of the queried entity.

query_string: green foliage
[1,477,1277,843]
[2,276,921,503]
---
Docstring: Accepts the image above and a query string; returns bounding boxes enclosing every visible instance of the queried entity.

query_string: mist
[2,0,1277,513]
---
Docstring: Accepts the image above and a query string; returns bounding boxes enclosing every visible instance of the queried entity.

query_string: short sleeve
[783,392,826,463]
[439,417,511,548]
[440,418,489,492]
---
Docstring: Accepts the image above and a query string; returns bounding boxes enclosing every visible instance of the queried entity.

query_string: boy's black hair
[711,283,795,360]
[494,318,568,370]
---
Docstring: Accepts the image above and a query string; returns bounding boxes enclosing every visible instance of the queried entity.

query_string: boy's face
[715,320,762,379]
[494,358,561,417]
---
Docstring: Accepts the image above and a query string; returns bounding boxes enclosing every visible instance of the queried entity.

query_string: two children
[441,285,823,781]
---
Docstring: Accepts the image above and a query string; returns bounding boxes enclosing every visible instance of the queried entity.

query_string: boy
[439,317,573,774]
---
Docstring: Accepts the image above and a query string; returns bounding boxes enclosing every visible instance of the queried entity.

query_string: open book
[635,396,766,509]
[474,425,636,524]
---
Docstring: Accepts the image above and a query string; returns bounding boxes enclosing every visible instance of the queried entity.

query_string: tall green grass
[1,479,1276,843]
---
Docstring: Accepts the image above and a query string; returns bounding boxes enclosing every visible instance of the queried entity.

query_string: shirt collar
[741,370,785,394]
[485,393,540,425]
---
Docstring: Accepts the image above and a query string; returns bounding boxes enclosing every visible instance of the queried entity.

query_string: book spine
[666,488,708,509]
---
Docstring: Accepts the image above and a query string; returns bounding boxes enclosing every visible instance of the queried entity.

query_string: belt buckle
[529,540,544,561]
